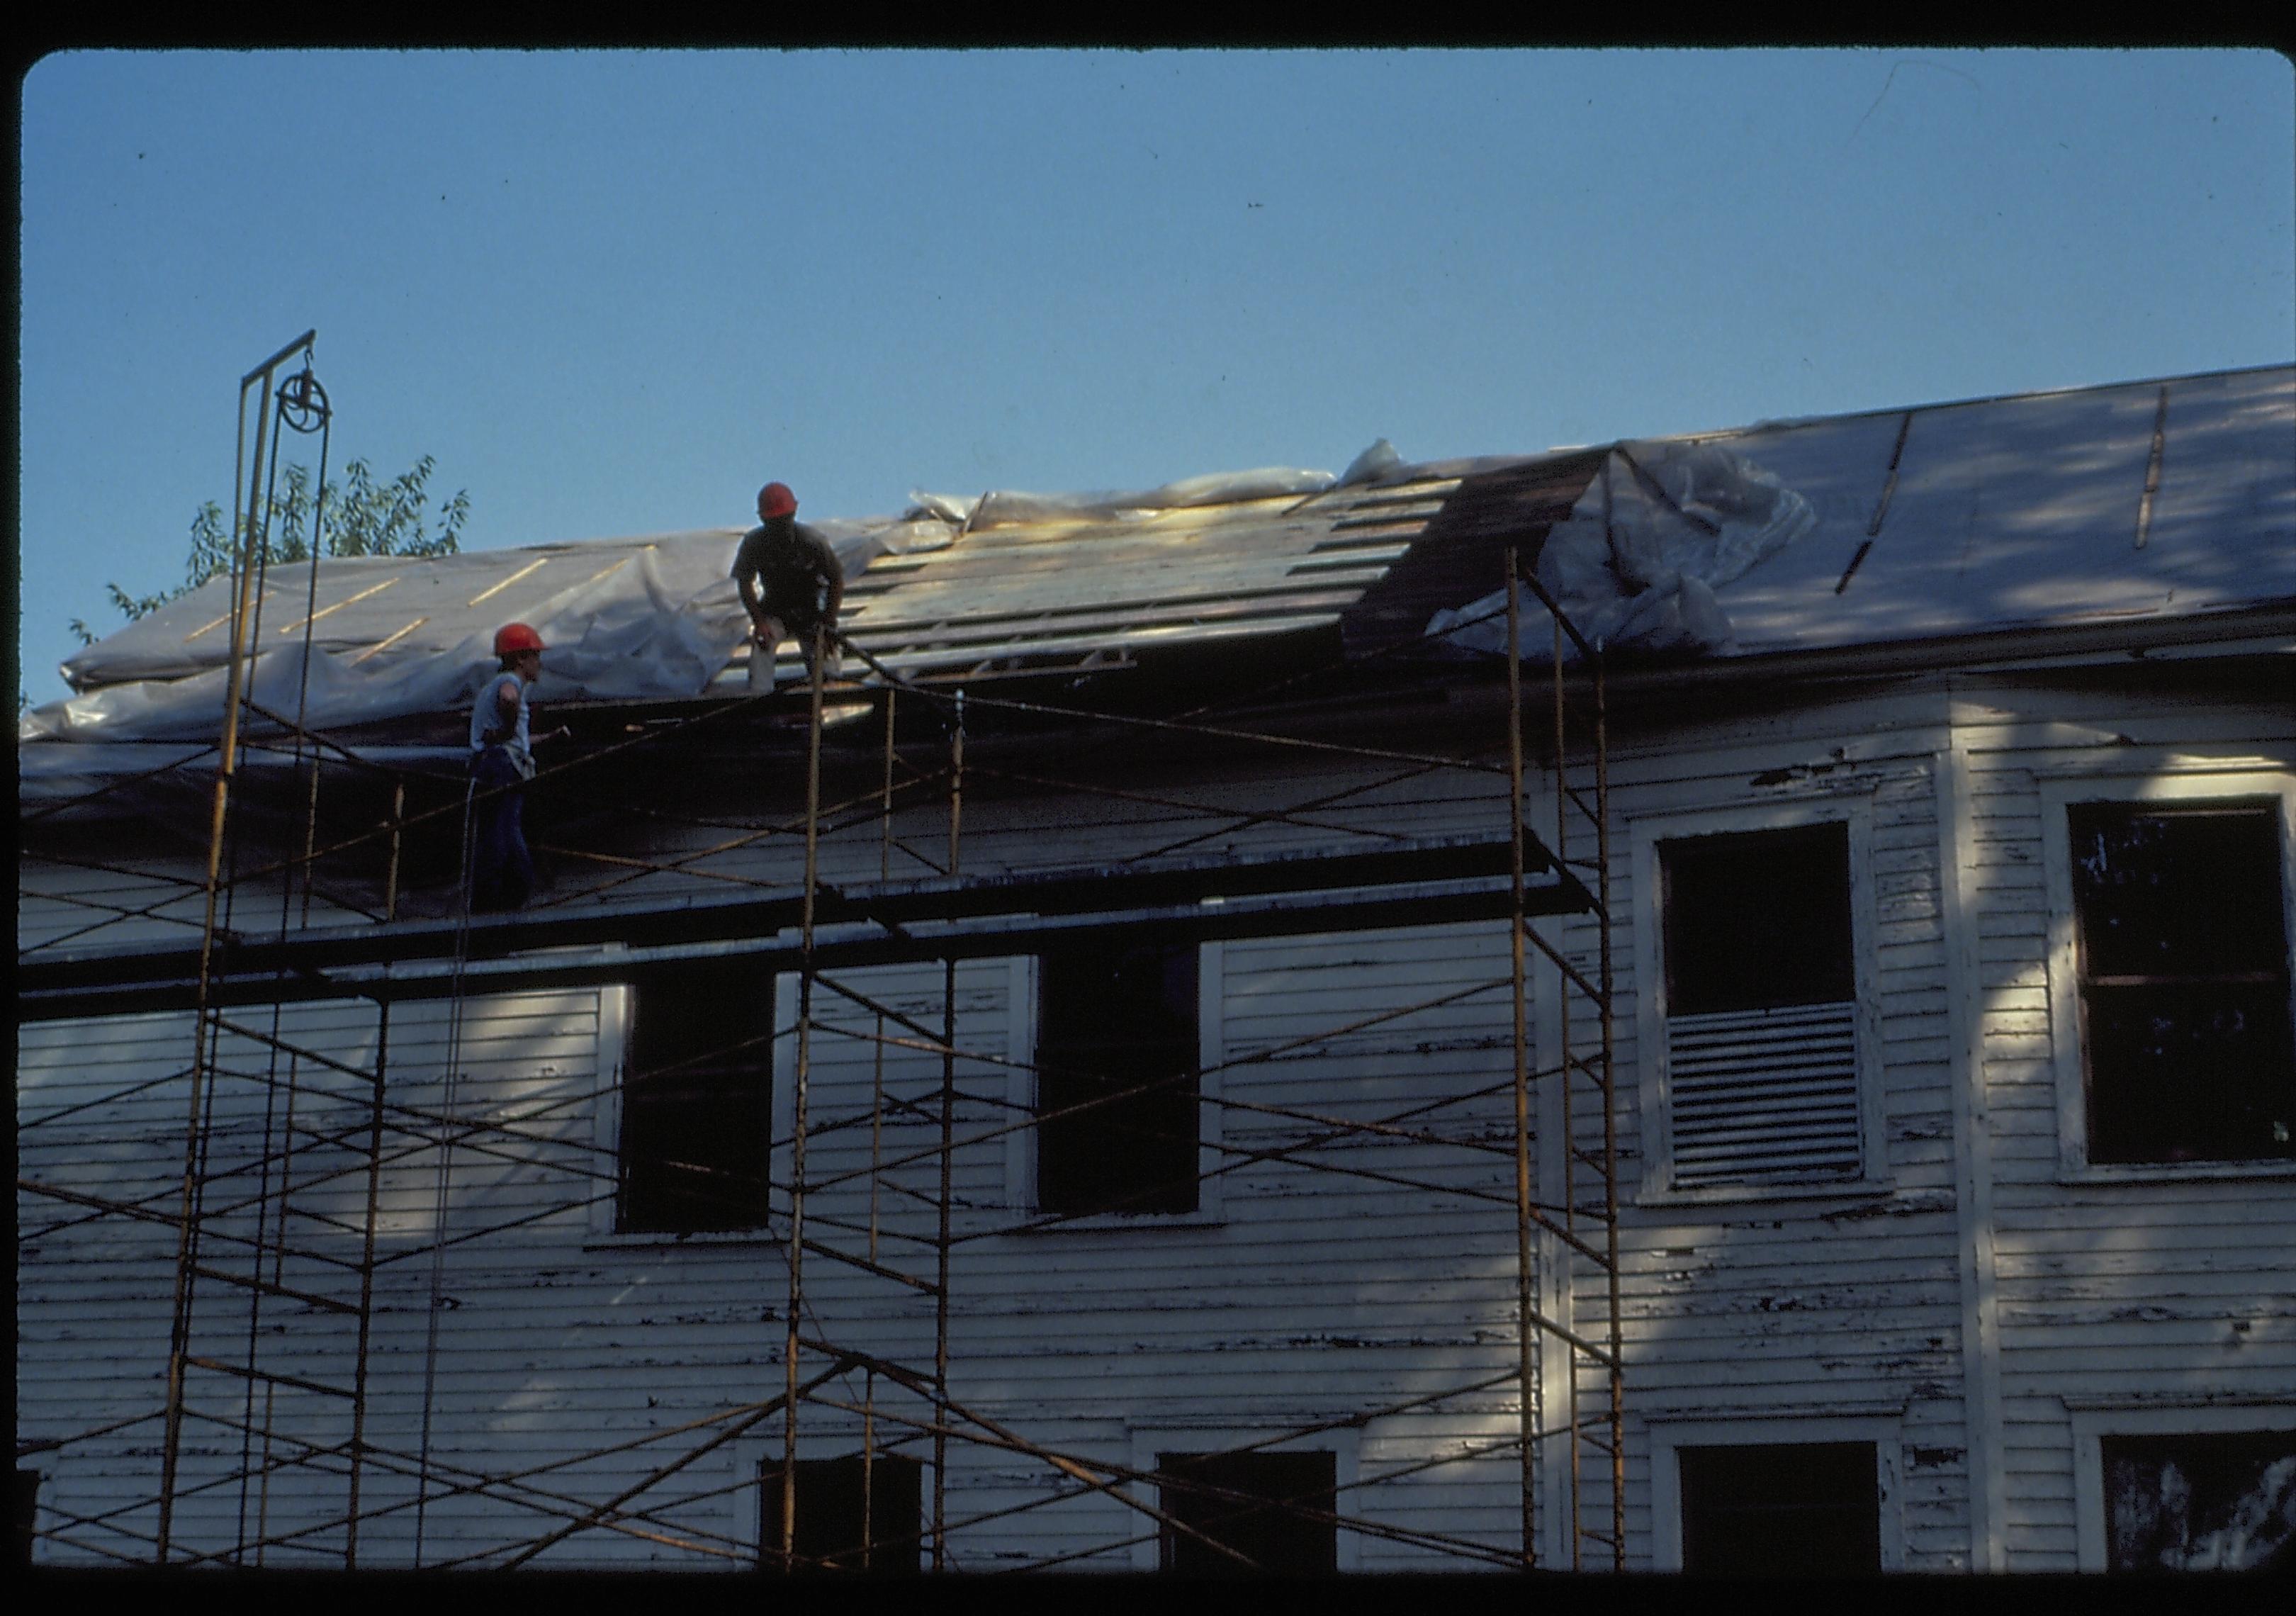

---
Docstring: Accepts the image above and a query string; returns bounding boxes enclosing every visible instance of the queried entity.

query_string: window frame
[587,962,785,1247]
[1126,1423,1358,1573]
[753,1447,929,1573]
[1631,798,1889,1203]
[1648,1412,1906,1573]
[2067,1401,2296,1572]
[2038,769,2296,1182]
[1007,942,1227,1228]
[737,1433,935,1573]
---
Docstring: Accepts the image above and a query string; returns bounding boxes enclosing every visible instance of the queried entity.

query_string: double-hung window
[1638,812,1876,1194]
[2066,797,2293,1166]
[2043,776,2295,1174]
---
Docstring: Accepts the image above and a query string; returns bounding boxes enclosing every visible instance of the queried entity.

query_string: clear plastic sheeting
[1426,440,1817,661]
[21,526,899,748]
[18,454,1373,767]
[1338,439,1403,487]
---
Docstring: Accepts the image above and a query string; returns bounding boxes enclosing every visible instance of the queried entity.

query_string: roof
[1660,362,2295,656]
[26,364,2295,755]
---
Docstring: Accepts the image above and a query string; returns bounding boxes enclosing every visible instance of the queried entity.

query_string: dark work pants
[469,746,534,912]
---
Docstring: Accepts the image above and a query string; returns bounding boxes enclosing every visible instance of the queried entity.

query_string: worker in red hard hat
[466,622,558,911]
[732,481,845,690]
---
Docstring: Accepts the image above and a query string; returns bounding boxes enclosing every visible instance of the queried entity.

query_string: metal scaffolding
[17,344,1622,1573]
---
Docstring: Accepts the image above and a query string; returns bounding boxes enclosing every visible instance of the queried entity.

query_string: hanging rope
[414,751,485,1564]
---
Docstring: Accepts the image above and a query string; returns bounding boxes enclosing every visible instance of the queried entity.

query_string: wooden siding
[1947,681,2296,1571]
[1575,695,1972,1569]
[19,671,2296,1571]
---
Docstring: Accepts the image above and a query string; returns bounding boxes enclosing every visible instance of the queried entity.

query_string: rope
[412,767,482,1564]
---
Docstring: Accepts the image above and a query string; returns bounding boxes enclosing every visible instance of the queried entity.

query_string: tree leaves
[74,456,469,645]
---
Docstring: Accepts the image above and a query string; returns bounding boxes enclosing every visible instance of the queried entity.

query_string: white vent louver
[1667,1001,1862,1188]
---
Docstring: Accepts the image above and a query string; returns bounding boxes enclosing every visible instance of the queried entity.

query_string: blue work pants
[468,746,534,912]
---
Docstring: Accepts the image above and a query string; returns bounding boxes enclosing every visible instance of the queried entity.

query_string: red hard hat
[758,481,798,518]
[494,622,544,656]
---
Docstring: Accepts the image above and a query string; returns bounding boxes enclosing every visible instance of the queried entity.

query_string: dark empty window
[13,1470,38,1569]
[1037,938,1200,1216]
[1663,823,1855,1014]
[1659,824,1863,1186]
[617,961,775,1233]
[760,1452,923,1573]
[1157,1449,1336,1575]
[2103,1429,2295,1572]
[2069,802,2293,1166]
[1679,1441,1881,1574]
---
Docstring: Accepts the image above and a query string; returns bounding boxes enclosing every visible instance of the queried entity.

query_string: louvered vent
[1667,1001,1862,1188]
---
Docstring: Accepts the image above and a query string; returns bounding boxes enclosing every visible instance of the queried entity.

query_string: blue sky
[17,48,2294,707]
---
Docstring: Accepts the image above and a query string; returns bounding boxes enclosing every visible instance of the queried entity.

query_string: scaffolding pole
[25,507,1622,1575]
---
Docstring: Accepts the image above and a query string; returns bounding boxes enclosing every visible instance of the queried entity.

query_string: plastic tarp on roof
[19,365,2294,797]
[1435,365,2296,664]
[1704,365,2296,652]
[18,459,1353,796]
[23,525,899,749]
[1426,440,1817,659]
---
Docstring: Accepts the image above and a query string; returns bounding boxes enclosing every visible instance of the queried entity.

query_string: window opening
[1036,937,1200,1216]
[1157,1449,1336,1574]
[2068,802,2294,1165]
[1662,821,1854,1014]
[1658,823,1861,1186]
[1678,1441,1881,1574]
[760,1452,923,1573]
[617,960,776,1233]
[2103,1430,2295,1572]
[12,1470,39,1569]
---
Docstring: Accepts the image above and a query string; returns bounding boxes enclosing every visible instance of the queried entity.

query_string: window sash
[2065,800,2295,1167]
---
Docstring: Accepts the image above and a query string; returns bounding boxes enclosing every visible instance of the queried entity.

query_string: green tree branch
[69,456,468,646]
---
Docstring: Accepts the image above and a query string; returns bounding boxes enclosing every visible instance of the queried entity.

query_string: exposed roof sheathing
[1339,451,1609,657]
[835,473,1476,682]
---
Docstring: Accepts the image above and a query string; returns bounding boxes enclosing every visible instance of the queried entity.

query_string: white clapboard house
[17,363,2294,1575]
